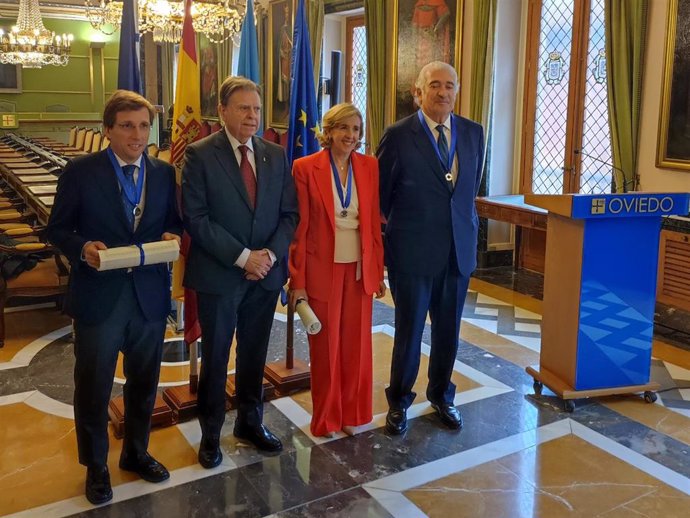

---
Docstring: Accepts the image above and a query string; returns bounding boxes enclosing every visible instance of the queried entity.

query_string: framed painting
[199,35,219,119]
[267,0,294,129]
[389,0,464,122]
[658,0,690,171]
[0,64,22,93]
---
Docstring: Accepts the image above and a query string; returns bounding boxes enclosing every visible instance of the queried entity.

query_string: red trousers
[307,262,373,436]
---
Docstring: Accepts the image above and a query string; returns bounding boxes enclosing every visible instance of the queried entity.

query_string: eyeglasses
[115,122,152,132]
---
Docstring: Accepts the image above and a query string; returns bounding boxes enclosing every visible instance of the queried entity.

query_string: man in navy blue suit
[182,76,299,467]
[47,91,182,505]
[377,61,485,435]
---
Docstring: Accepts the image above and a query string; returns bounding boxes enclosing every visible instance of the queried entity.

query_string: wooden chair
[68,126,79,147]
[82,129,95,152]
[157,148,171,163]
[90,132,102,153]
[0,226,69,347]
[146,143,159,157]
[101,135,110,150]
[74,128,87,150]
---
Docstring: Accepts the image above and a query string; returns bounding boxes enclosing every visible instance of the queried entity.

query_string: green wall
[0,18,120,113]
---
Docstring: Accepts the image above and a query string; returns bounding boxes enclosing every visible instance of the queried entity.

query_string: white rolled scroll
[97,239,180,272]
[295,299,322,335]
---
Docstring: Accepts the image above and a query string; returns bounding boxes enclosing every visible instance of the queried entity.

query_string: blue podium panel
[574,217,661,390]
[570,193,689,219]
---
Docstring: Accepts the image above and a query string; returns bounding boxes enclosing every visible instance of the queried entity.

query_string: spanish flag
[170,0,202,344]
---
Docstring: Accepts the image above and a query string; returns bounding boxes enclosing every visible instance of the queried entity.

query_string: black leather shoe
[431,403,463,430]
[198,438,223,469]
[85,465,113,505]
[119,452,170,483]
[385,408,408,435]
[233,424,283,452]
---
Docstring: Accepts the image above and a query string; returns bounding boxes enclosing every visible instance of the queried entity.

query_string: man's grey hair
[413,61,459,106]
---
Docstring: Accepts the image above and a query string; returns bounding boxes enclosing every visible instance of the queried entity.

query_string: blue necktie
[436,124,450,170]
[121,164,136,230]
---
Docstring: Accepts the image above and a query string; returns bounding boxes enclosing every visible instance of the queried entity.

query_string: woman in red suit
[289,103,386,437]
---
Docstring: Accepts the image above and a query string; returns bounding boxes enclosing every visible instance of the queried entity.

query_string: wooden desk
[475,195,547,272]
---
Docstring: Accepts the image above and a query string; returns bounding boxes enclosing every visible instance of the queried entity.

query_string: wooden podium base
[162,384,198,422]
[263,359,311,396]
[108,395,174,439]
[225,374,276,408]
[527,365,660,413]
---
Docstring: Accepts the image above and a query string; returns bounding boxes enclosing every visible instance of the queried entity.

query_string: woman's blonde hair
[317,102,364,148]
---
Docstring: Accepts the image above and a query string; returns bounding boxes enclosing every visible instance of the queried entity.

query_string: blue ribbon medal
[329,151,353,217]
[417,110,457,183]
[106,147,146,218]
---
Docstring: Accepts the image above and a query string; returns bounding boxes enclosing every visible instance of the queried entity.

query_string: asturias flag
[286,0,320,165]
[237,0,261,136]
[170,0,202,345]
[237,0,260,84]
[117,0,142,93]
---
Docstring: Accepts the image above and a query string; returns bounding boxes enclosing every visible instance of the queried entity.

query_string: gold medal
[445,172,453,182]
[340,209,348,217]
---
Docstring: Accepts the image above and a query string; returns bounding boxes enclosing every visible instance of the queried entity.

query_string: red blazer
[289,149,384,302]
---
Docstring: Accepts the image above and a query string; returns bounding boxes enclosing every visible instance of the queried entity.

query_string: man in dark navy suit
[182,76,298,467]
[377,61,485,435]
[47,90,182,505]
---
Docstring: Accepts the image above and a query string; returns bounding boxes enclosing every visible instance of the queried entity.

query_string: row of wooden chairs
[0,137,69,346]
[67,127,110,154]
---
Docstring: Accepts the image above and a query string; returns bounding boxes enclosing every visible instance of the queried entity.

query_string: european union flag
[286,0,320,165]
[117,0,141,94]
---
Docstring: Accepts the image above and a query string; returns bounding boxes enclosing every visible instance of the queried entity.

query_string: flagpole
[263,0,316,395]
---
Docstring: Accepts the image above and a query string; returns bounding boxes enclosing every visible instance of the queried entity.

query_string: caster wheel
[533,380,543,396]
[563,400,575,413]
[644,391,657,403]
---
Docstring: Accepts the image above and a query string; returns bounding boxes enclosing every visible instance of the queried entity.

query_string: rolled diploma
[97,240,180,272]
[295,299,322,335]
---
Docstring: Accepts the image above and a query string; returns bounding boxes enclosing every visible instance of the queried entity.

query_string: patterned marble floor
[1,274,690,517]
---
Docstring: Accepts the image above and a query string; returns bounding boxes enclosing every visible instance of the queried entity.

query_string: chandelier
[85,0,247,44]
[0,0,73,68]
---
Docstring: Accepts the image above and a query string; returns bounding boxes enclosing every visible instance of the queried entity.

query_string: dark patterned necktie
[238,145,257,208]
[436,124,450,170]
[121,164,136,229]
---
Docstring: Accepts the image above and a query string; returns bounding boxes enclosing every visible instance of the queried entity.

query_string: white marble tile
[513,322,542,333]
[473,307,499,317]
[463,317,498,334]
[24,391,74,420]
[500,334,541,353]
[0,390,34,406]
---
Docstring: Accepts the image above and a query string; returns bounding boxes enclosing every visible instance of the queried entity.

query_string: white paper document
[97,240,180,272]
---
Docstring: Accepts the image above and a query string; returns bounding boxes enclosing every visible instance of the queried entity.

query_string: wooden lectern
[525,192,690,412]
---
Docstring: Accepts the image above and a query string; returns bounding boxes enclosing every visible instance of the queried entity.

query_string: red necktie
[238,144,257,208]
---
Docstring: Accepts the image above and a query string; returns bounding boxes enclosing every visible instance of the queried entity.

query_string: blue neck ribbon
[106,147,145,209]
[417,110,457,173]
[329,150,353,212]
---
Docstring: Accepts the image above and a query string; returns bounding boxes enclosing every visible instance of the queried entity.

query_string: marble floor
[2,272,690,517]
